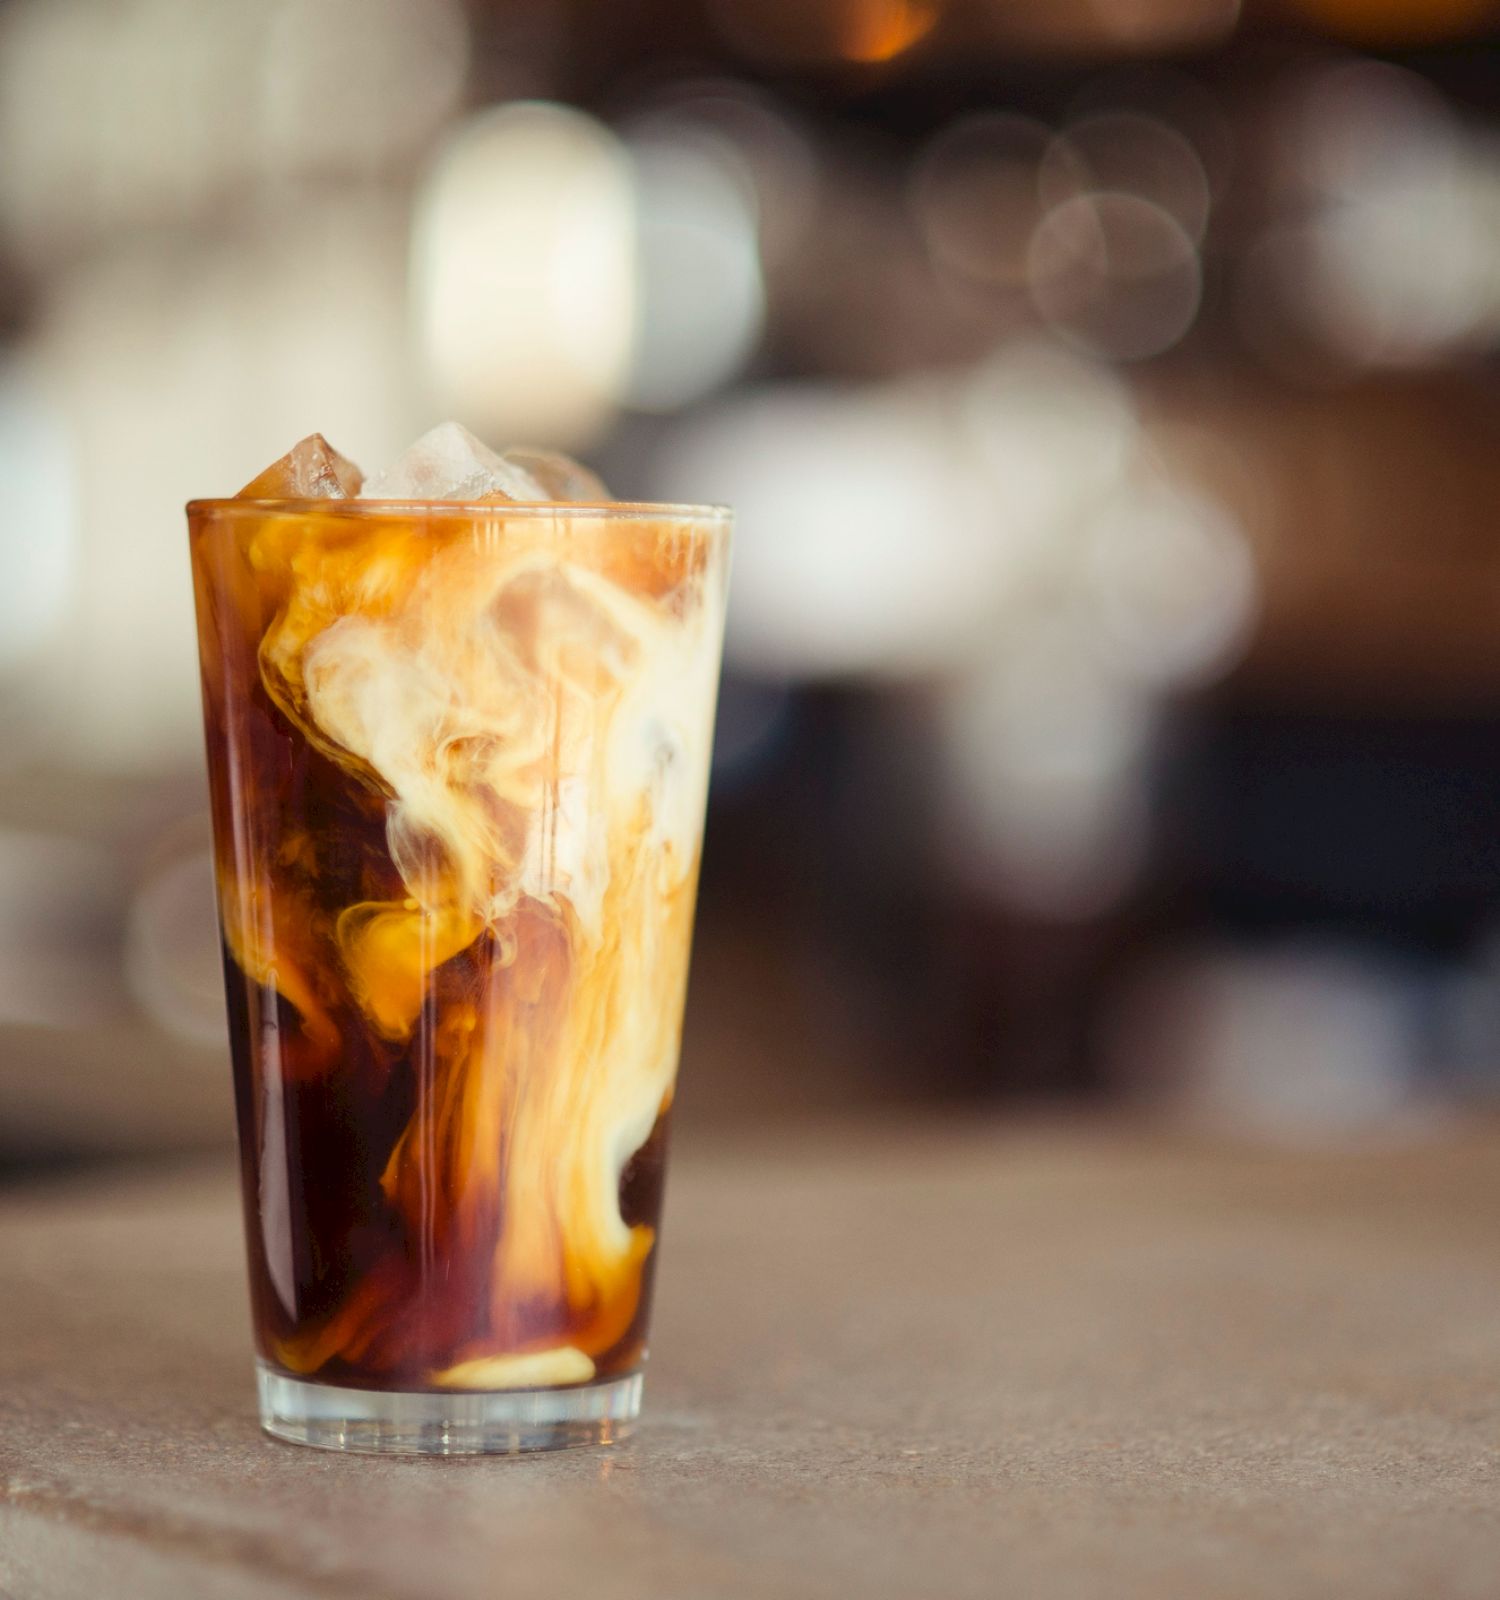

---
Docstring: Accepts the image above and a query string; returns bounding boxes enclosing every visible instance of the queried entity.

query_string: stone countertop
[2,1118,1499,1600]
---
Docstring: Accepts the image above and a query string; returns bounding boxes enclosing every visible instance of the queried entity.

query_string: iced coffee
[189,425,729,1453]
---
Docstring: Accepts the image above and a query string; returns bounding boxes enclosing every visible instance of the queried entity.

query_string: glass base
[255,1361,642,1455]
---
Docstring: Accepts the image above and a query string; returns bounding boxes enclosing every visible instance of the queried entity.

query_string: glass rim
[187,497,732,522]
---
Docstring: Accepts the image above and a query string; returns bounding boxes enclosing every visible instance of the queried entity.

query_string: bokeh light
[1078,478,1257,687]
[1029,192,1202,360]
[1041,113,1213,243]
[413,102,635,449]
[624,125,766,412]
[259,0,469,175]
[24,196,416,769]
[840,0,943,63]
[629,84,819,272]
[960,339,1138,545]
[910,114,1056,295]
[0,0,468,270]
[1061,66,1235,201]
[1298,61,1493,364]
[657,381,1027,678]
[1108,944,1436,1140]
[1239,59,1500,373]
[938,622,1155,920]
[0,367,75,679]
[708,0,944,66]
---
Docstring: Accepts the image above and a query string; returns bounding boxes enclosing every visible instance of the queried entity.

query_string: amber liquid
[192,502,726,1393]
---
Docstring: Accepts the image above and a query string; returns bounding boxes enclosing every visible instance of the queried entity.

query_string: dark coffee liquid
[225,941,669,1390]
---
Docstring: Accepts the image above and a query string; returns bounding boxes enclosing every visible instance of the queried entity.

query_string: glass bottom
[255,1360,642,1455]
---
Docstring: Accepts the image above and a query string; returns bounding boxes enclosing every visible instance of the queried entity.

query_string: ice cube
[238,434,363,499]
[501,447,611,503]
[363,422,545,502]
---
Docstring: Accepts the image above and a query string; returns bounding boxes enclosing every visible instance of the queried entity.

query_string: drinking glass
[188,496,730,1453]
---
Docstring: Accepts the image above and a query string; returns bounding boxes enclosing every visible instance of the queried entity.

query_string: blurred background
[2,0,1499,1176]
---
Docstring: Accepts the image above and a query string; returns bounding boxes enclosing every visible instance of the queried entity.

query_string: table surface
[2,1117,1499,1600]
